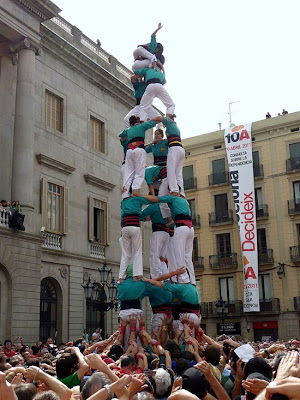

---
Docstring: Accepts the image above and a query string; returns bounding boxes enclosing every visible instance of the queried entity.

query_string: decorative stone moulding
[36,154,76,175]
[84,174,115,191]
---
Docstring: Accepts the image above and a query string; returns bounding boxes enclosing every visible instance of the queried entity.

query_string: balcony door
[215,194,228,222]
[217,233,231,257]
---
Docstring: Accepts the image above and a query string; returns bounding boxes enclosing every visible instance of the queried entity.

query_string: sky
[56,0,299,139]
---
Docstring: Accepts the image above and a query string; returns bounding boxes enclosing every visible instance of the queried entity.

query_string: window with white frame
[219,277,235,302]
[45,90,63,132]
[41,178,68,234]
[90,116,105,153]
[258,274,271,300]
[89,196,110,245]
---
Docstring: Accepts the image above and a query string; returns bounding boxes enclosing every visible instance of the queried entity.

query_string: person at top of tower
[132,23,164,73]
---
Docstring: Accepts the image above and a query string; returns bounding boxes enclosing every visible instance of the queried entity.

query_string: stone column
[11,39,39,214]
[0,55,17,201]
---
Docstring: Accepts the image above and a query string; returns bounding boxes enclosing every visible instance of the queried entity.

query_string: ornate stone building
[0,0,153,344]
[183,113,300,340]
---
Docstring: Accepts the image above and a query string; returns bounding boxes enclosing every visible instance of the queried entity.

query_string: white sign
[224,124,260,312]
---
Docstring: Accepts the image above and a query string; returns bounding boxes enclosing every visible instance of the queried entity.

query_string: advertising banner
[224,124,260,312]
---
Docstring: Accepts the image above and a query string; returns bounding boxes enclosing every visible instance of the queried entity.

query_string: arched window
[40,278,57,343]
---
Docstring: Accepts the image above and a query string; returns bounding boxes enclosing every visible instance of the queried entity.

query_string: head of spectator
[31,345,39,356]
[45,338,53,349]
[175,358,189,376]
[14,382,37,400]
[182,367,209,399]
[32,391,59,400]
[181,350,195,363]
[120,355,137,372]
[244,357,272,381]
[24,358,40,368]
[153,368,172,398]
[107,344,124,361]
[10,355,24,367]
[132,393,155,400]
[205,345,221,366]
[165,340,181,360]
[4,339,13,352]
[81,372,111,400]
[56,353,79,378]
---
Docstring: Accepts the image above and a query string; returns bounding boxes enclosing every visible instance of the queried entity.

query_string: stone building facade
[0,0,153,344]
[183,113,300,340]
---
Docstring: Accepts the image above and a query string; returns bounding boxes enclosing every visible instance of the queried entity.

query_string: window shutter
[88,196,94,241]
[106,201,111,245]
[41,178,48,230]
[63,186,69,234]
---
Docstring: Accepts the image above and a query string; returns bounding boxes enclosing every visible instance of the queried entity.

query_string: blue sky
[56,0,299,138]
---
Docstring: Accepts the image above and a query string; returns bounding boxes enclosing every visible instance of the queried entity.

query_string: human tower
[117,24,201,343]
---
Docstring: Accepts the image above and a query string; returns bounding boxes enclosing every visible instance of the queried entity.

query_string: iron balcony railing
[259,298,280,313]
[193,255,204,270]
[256,204,269,219]
[183,177,197,191]
[208,171,229,186]
[209,253,238,268]
[192,214,200,227]
[200,302,209,318]
[258,249,274,265]
[209,209,233,225]
[201,301,243,317]
[288,199,300,215]
[290,245,300,262]
[286,157,300,172]
[253,163,264,178]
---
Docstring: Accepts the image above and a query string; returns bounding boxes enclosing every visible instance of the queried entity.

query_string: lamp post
[216,297,229,335]
[82,263,118,336]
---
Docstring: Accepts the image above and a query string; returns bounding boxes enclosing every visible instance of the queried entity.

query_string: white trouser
[119,226,143,279]
[151,312,172,334]
[124,105,161,128]
[132,47,156,72]
[167,146,185,195]
[119,309,143,349]
[167,236,177,283]
[149,231,169,279]
[122,148,146,199]
[173,226,195,284]
[139,83,175,122]
[158,178,171,218]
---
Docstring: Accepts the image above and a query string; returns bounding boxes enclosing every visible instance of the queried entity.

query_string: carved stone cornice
[36,154,76,174]
[14,0,61,22]
[10,37,42,56]
[84,174,116,191]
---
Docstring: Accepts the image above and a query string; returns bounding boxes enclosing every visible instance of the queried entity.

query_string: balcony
[287,199,300,215]
[208,171,229,186]
[258,298,280,314]
[253,163,264,179]
[0,207,10,228]
[203,300,243,317]
[286,157,300,172]
[184,177,197,191]
[90,243,105,259]
[256,204,269,219]
[290,245,300,262]
[42,232,62,250]
[193,255,204,270]
[209,209,233,225]
[200,302,209,318]
[192,214,201,228]
[209,253,238,269]
[293,297,300,312]
[258,249,274,265]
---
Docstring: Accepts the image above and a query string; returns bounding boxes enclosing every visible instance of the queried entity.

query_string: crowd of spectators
[1,321,300,400]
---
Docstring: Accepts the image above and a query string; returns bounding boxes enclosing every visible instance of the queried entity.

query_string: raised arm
[151,22,163,37]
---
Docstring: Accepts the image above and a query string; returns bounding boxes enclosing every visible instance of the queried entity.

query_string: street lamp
[216,297,229,335]
[82,264,118,312]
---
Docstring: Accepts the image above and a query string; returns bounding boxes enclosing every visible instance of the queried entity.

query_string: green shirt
[133,80,146,100]
[147,34,157,54]
[163,282,199,305]
[140,203,167,225]
[148,285,172,307]
[158,196,191,219]
[121,197,154,220]
[162,117,181,138]
[58,371,81,389]
[144,165,164,185]
[120,121,156,143]
[117,278,152,305]
[135,68,166,85]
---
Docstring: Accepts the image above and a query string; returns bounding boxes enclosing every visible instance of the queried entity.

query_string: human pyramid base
[117,23,200,349]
